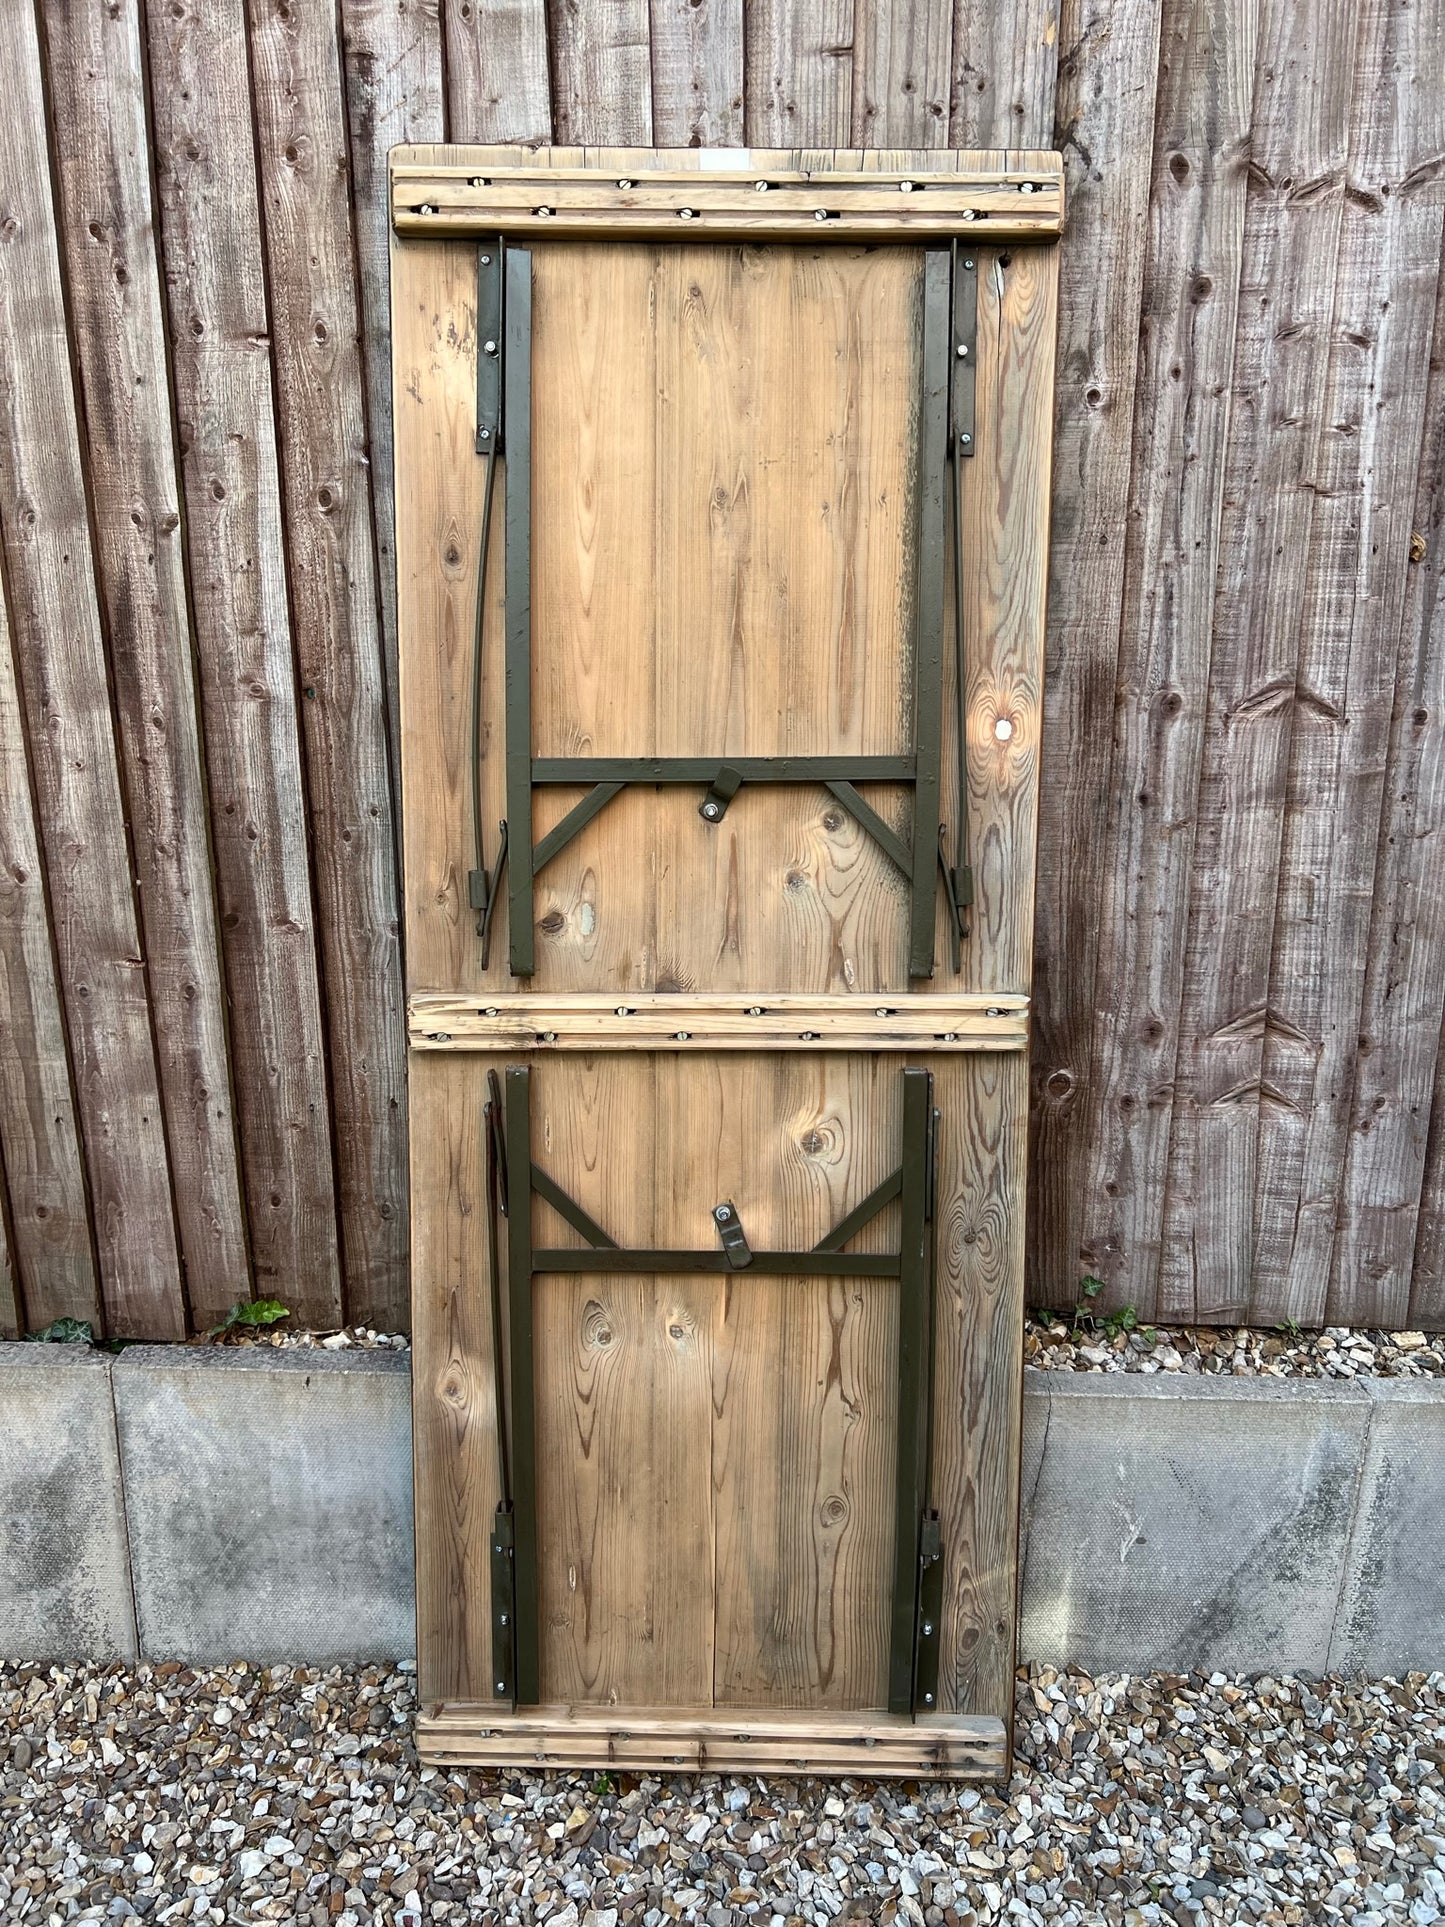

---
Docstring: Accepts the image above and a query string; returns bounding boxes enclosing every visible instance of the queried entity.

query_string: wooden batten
[391,145,1064,242]
[408,992,1030,1051]
[418,1704,1008,1778]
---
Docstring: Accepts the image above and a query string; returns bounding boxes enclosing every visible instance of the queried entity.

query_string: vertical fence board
[1407,307,1445,1330]
[42,0,251,1326]
[0,539,99,1331]
[852,0,952,148]
[1079,0,1257,1311]
[1342,246,1445,1330]
[1157,0,1359,1322]
[1325,11,1445,1330]
[144,0,344,1326]
[651,0,744,144]
[1027,0,1163,1310]
[0,1181,18,1338]
[445,0,552,140]
[1252,0,1445,1327]
[744,0,854,144]
[948,0,1058,150]
[338,0,447,834]
[549,0,653,143]
[245,0,409,1328]
[0,3,183,1337]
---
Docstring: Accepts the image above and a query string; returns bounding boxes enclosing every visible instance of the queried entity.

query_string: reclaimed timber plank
[948,0,1058,149]
[338,0,447,833]
[1253,0,1445,1325]
[959,243,1057,998]
[246,0,409,1326]
[651,0,744,145]
[407,993,1030,1051]
[0,3,183,1337]
[43,0,251,1328]
[1078,0,1257,1315]
[417,1701,1007,1776]
[933,1049,1026,1731]
[410,1049,500,1701]
[707,1055,895,1710]
[1028,0,1163,1312]
[1159,0,1361,1322]
[144,0,343,1323]
[533,1056,719,1704]
[444,0,551,143]
[0,543,98,1329]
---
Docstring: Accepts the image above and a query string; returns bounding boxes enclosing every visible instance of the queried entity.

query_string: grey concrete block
[0,1347,136,1662]
[1333,1379,1445,1675]
[113,1346,413,1665]
[1019,1374,1371,1677]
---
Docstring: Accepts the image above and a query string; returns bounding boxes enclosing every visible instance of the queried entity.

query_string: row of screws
[415,180,1049,219]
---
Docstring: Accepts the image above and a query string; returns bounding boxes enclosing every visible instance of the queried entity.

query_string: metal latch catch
[699,765,744,824]
[713,1201,753,1268]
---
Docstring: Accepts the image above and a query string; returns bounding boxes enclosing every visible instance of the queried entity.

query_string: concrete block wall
[1,1344,1441,1677]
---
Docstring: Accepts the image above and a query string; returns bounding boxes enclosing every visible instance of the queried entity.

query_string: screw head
[483,338,498,356]
[923,1692,935,1705]
[478,427,491,440]
[814,208,828,222]
[678,207,695,220]
[715,1206,730,1221]
[922,1620,934,1637]
[960,432,973,447]
[961,208,977,221]
[702,801,720,819]
[674,1031,691,1040]
[618,177,633,188]
[485,1006,499,1016]
[1020,181,1036,193]
[496,1680,506,1692]
[754,179,769,192]
[899,180,914,193]
[535,205,552,218]
[956,343,969,358]
[419,204,435,215]
[472,178,486,188]
[480,252,491,264]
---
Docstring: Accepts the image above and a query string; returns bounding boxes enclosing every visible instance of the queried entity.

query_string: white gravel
[3,1660,1443,1925]
[1025,1319,1445,1380]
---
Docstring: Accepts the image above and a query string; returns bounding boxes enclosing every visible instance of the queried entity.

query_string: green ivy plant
[208,1299,291,1340]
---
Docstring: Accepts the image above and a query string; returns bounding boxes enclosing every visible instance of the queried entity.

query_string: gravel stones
[3,1660,1442,1925]
[1026,1319,1445,1381]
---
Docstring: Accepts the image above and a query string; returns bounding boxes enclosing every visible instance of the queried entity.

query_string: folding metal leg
[503,1066,540,1701]
[908,251,951,980]
[504,251,535,976]
[889,1067,937,1712]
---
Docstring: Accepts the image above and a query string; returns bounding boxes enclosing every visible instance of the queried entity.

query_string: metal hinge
[476,240,504,452]
[951,245,977,458]
[490,1502,517,1703]
[914,1510,944,1713]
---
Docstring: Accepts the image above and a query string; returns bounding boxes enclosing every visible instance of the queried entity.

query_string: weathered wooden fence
[0,0,1441,1338]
